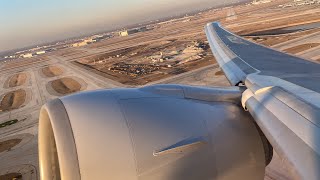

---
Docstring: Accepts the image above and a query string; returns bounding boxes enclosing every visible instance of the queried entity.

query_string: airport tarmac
[0,53,124,179]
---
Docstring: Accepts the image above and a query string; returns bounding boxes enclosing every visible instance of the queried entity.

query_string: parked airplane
[38,22,320,180]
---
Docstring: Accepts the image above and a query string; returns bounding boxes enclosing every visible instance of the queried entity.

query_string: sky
[0,0,243,52]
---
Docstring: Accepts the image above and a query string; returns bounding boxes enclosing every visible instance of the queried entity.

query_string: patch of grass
[0,119,18,128]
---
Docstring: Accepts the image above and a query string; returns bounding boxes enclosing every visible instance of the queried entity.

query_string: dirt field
[75,57,213,86]
[0,172,22,180]
[283,43,320,54]
[245,28,320,47]
[0,89,26,111]
[76,37,215,85]
[51,77,81,94]
[42,66,63,77]
[214,70,225,76]
[8,73,27,87]
[0,139,22,153]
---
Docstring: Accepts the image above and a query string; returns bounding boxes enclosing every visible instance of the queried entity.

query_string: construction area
[0,0,319,179]
[0,89,26,112]
[71,0,320,87]
[7,73,27,88]
[41,66,64,77]
[76,39,213,85]
[49,77,82,95]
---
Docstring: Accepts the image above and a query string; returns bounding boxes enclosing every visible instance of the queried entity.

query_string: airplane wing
[206,22,320,180]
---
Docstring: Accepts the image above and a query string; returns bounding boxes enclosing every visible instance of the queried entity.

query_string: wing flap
[244,95,320,180]
[241,74,320,180]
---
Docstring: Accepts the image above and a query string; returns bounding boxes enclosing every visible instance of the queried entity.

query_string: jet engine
[38,84,272,180]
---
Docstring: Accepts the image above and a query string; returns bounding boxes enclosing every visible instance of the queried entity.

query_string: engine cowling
[38,85,271,180]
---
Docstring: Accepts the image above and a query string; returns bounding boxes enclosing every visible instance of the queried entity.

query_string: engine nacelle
[39,85,271,180]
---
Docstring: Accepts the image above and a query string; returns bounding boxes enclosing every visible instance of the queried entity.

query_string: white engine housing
[39,85,269,180]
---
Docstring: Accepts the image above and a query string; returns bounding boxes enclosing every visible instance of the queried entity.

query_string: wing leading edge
[206,22,320,179]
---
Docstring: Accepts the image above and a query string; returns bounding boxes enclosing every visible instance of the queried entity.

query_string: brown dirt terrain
[0,172,22,180]
[215,70,225,76]
[75,56,214,86]
[8,73,27,87]
[0,89,26,111]
[75,37,215,85]
[0,139,22,153]
[51,78,81,95]
[283,43,320,54]
[245,28,320,47]
[42,66,63,77]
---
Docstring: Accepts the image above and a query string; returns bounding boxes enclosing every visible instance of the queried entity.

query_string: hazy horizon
[0,0,246,53]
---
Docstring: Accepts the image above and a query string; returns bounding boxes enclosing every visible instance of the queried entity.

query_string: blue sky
[0,0,241,52]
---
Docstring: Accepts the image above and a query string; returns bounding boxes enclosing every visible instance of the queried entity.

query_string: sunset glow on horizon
[0,0,243,52]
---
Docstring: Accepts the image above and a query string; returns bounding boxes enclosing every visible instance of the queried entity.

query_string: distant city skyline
[0,0,245,52]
